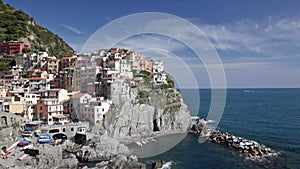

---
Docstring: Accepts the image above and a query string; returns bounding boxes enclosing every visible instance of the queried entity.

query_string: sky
[3,0,300,88]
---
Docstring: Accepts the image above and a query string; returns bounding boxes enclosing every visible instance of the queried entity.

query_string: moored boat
[38,134,53,144]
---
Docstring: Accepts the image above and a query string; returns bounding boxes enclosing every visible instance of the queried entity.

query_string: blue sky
[3,0,300,88]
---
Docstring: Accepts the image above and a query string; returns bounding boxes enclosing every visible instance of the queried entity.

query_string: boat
[20,144,33,151]
[34,129,41,137]
[136,142,143,147]
[243,90,255,93]
[22,127,34,137]
[18,154,29,161]
[18,139,31,146]
[160,161,173,169]
[7,141,20,151]
[38,134,53,144]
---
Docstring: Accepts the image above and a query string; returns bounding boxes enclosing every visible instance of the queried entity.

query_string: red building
[0,42,31,55]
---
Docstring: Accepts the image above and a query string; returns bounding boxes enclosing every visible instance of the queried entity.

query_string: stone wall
[0,112,29,128]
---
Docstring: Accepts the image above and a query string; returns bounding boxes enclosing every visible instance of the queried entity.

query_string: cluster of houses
[0,44,169,126]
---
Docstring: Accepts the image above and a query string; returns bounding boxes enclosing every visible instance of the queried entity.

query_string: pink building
[144,58,153,72]
[36,98,68,125]
[0,42,31,55]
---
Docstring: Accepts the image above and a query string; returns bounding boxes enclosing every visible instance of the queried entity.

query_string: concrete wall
[0,112,29,128]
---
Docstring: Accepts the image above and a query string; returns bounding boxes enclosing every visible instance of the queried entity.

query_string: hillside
[0,0,74,57]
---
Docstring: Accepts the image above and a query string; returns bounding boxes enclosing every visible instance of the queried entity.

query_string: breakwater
[208,130,278,161]
[190,119,278,162]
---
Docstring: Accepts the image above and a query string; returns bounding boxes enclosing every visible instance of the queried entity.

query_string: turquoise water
[141,89,300,169]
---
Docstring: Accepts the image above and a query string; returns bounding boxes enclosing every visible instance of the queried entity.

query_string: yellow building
[8,95,26,114]
[47,58,60,74]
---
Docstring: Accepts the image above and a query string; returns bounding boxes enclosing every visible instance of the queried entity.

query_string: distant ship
[243,90,255,93]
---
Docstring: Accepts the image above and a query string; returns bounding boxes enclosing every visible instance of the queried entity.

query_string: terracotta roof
[34,69,44,73]
[6,91,13,97]
[30,77,45,81]
[62,56,72,59]
[70,93,87,99]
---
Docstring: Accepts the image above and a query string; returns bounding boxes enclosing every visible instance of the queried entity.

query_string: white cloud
[199,17,300,57]
[60,24,83,35]
[80,13,300,88]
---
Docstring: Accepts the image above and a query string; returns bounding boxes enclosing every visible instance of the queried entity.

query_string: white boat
[18,154,29,161]
[7,141,20,151]
[160,161,173,169]
[243,90,255,93]
[21,144,33,151]
[136,142,143,147]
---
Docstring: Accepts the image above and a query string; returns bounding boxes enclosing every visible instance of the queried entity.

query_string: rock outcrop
[68,135,145,168]
[13,145,78,169]
[75,135,129,162]
[93,155,146,169]
[97,88,191,138]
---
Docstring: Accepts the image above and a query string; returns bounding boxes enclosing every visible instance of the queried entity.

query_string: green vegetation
[140,70,151,76]
[133,70,153,89]
[165,104,181,113]
[0,0,74,57]
[0,57,14,76]
[137,90,150,104]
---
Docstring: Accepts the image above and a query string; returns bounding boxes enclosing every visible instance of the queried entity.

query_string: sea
[139,88,300,169]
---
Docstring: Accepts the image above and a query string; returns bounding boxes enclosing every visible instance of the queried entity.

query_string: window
[49,129,59,133]
[71,127,74,131]
[63,128,66,132]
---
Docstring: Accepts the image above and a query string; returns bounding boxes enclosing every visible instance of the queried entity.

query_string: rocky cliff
[93,87,191,138]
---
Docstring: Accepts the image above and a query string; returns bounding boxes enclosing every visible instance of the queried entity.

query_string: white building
[37,98,67,125]
[152,59,164,73]
[153,73,168,84]
[29,77,50,92]
[119,59,132,73]
[24,93,40,120]
[68,93,92,120]
[74,66,100,93]
[25,93,40,105]
[83,97,111,124]
[119,59,133,79]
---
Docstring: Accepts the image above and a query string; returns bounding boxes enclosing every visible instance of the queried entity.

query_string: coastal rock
[14,145,78,169]
[152,160,165,169]
[87,155,146,169]
[103,155,146,169]
[191,119,279,162]
[101,90,191,138]
[76,135,129,162]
